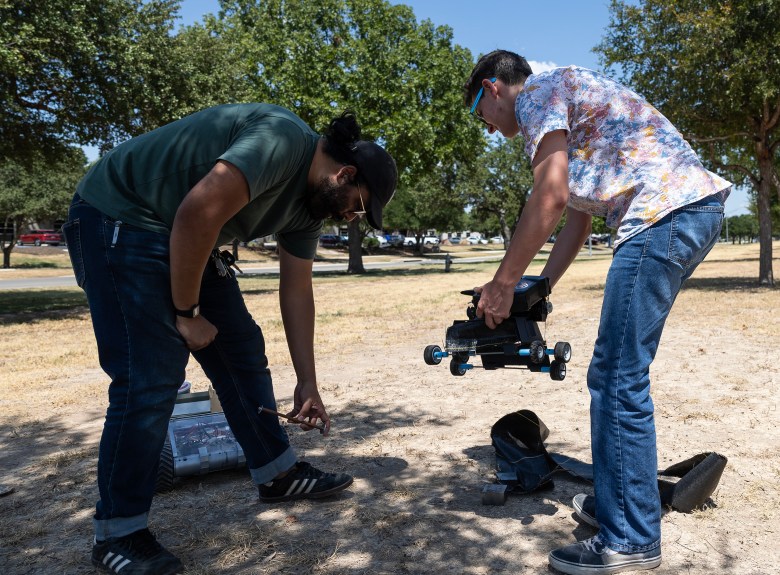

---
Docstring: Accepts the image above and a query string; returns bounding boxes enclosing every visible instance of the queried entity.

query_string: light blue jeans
[587,193,724,553]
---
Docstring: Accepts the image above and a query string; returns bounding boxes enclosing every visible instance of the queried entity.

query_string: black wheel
[550,360,567,381]
[34,239,41,246]
[529,340,546,364]
[554,342,572,363]
[155,438,175,493]
[424,344,443,365]
[16,240,22,246]
[450,358,467,376]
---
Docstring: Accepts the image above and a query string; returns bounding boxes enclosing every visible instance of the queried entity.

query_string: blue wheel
[450,358,467,376]
[424,345,443,365]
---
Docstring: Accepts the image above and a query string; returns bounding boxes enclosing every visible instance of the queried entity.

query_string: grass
[0,289,87,316]
[0,240,778,575]
[4,252,73,269]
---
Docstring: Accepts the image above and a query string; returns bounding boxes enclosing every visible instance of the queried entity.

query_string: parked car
[388,233,405,247]
[489,236,504,244]
[449,236,461,244]
[319,234,341,247]
[467,236,487,245]
[403,236,418,246]
[17,229,63,246]
[423,236,439,245]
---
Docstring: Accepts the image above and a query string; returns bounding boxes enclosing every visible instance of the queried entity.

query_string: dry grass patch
[1,240,779,574]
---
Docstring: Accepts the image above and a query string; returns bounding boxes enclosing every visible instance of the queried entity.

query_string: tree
[463,137,534,249]
[0,148,86,268]
[202,0,484,269]
[595,0,780,286]
[1,0,204,162]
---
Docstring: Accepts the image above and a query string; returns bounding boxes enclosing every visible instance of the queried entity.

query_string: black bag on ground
[490,410,727,512]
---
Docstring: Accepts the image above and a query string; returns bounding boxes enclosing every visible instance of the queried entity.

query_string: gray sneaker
[573,493,599,528]
[549,536,661,574]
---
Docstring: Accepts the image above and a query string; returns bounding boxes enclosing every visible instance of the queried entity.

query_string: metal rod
[259,406,326,431]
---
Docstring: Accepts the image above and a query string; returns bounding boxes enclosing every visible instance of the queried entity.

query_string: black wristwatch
[175,303,200,318]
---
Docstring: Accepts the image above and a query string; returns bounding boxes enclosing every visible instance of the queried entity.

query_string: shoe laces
[289,461,323,479]
[582,537,614,556]
[121,528,165,560]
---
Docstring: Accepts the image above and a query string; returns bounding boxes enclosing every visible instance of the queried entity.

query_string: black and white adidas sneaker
[259,461,353,503]
[91,528,183,574]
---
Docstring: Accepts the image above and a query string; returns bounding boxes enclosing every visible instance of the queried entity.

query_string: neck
[307,138,332,190]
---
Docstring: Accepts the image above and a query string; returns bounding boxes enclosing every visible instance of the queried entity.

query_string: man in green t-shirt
[63,105,397,575]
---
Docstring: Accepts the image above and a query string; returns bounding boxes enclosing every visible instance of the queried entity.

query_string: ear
[336,164,357,183]
[483,78,498,99]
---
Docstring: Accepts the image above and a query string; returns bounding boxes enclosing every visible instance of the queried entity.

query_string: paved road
[0,254,505,290]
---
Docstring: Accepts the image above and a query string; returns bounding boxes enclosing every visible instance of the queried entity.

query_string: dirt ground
[1,241,778,574]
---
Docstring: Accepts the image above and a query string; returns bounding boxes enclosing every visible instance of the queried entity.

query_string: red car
[17,229,64,246]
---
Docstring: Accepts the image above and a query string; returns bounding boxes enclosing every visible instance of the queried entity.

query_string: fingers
[177,316,218,351]
[294,400,330,436]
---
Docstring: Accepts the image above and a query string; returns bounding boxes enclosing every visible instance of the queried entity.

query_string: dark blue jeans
[63,195,296,540]
[587,193,724,553]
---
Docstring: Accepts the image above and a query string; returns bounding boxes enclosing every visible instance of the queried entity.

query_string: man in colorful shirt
[463,50,729,574]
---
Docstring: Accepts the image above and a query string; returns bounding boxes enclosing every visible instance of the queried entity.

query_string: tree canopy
[0,147,86,267]
[595,0,780,285]
[1,0,492,270]
[0,0,202,162]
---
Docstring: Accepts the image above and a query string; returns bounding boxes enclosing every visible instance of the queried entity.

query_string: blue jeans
[587,193,724,553]
[63,195,296,540]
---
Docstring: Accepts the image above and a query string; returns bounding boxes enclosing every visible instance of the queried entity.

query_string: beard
[305,177,353,221]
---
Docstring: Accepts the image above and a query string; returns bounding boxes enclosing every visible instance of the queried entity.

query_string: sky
[139,0,752,214]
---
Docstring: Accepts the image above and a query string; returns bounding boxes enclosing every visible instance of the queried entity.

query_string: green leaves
[202,0,485,235]
[596,0,780,284]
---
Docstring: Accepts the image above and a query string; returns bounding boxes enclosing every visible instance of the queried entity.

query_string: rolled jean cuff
[601,537,661,555]
[93,512,148,540]
[249,446,297,485]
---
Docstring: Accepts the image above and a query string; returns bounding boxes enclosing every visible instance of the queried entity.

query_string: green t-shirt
[77,103,322,259]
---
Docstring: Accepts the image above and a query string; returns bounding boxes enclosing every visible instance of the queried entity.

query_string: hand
[175,315,218,351]
[475,280,514,329]
[288,382,330,436]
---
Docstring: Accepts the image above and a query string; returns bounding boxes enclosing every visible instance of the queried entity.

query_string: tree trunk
[2,243,12,269]
[756,141,775,287]
[499,213,511,251]
[347,219,365,274]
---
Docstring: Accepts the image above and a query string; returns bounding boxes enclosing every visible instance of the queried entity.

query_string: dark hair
[322,111,362,167]
[463,50,533,107]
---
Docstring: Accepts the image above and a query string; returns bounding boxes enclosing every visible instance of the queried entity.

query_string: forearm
[541,208,592,289]
[170,160,249,310]
[280,290,317,385]
[170,204,219,309]
[279,250,317,386]
[493,190,567,289]
[493,129,570,288]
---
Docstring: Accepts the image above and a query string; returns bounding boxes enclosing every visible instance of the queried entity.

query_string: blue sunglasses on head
[470,77,497,123]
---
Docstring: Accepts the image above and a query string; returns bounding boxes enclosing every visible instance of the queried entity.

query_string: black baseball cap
[351,141,397,230]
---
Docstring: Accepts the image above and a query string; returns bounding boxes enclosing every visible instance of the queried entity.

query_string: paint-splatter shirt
[515,66,731,246]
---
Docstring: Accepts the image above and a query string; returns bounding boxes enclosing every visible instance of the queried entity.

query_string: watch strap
[175,303,200,318]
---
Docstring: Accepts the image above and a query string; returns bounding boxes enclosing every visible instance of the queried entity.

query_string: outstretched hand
[287,382,330,436]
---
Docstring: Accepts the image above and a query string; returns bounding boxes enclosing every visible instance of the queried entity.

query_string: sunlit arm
[170,160,249,350]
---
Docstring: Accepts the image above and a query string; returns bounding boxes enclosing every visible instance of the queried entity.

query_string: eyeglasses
[470,77,496,124]
[345,181,367,222]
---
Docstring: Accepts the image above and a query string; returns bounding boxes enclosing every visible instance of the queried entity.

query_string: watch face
[177,304,199,318]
